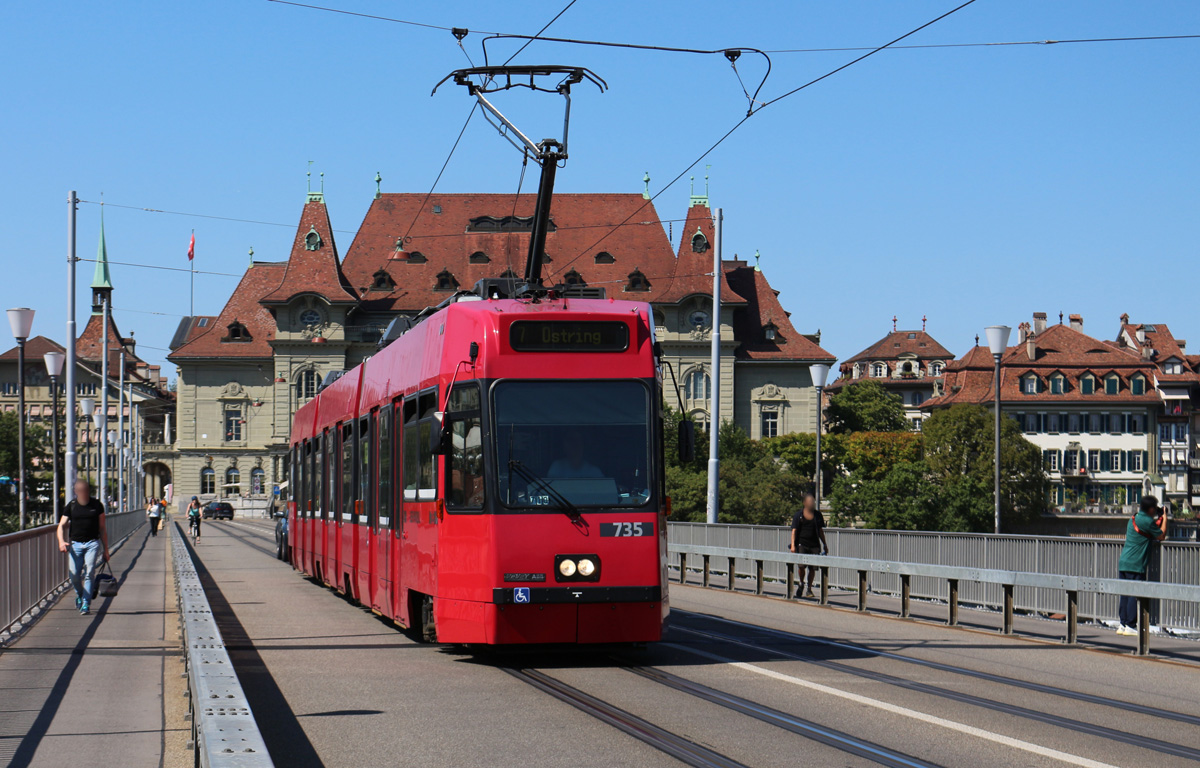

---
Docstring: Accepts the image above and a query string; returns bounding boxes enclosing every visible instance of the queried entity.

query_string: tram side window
[378,407,392,528]
[341,422,356,521]
[403,399,419,501]
[313,434,324,521]
[296,445,306,517]
[304,440,313,517]
[323,429,333,521]
[359,416,372,525]
[418,391,438,499]
[446,384,484,509]
[403,392,438,501]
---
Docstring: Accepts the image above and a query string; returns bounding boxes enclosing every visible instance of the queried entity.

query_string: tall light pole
[99,296,109,504]
[8,308,35,529]
[92,411,103,487]
[810,362,832,511]
[117,348,125,512]
[985,325,1011,535]
[79,397,95,486]
[65,191,79,503]
[705,207,723,525]
[44,351,65,524]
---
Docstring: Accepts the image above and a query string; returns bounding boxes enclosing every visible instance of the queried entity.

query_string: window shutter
[1042,450,1051,470]
[1142,450,1149,472]
[1100,451,1110,472]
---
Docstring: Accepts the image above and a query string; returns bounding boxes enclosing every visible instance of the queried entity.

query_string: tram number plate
[601,522,653,537]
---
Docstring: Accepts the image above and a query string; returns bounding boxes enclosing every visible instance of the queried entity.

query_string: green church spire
[91,207,114,315]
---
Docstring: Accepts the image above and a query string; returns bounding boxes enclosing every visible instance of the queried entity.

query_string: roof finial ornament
[375,172,382,199]
[689,175,694,196]
[754,250,761,271]
[975,334,980,346]
[1059,311,1064,325]
[893,315,897,332]
[320,172,325,194]
[922,314,927,331]
[248,246,254,266]
[642,171,650,200]
[307,160,313,192]
[705,164,711,197]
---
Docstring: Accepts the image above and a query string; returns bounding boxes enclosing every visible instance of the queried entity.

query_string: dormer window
[1080,375,1095,395]
[1163,359,1183,375]
[852,363,861,379]
[594,251,615,264]
[1131,375,1146,395]
[469,251,490,264]
[930,362,944,376]
[434,269,459,292]
[871,362,887,378]
[370,270,395,292]
[304,226,322,251]
[407,251,427,264]
[1022,374,1039,394]
[624,269,651,292]
[564,269,585,286]
[763,322,778,341]
[224,320,252,343]
[1105,375,1120,395]
[691,230,709,254]
[1050,375,1065,395]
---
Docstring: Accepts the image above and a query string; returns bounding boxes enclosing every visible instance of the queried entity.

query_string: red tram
[286,295,671,644]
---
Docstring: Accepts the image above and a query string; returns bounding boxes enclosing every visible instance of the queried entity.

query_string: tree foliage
[825,380,908,434]
[0,411,50,534]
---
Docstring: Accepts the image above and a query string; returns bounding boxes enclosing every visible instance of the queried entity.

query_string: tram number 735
[601,522,654,537]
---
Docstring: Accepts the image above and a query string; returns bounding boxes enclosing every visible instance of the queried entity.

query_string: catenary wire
[545,0,982,284]
[265,0,503,33]
[78,199,357,235]
[764,33,1200,53]
[77,257,243,278]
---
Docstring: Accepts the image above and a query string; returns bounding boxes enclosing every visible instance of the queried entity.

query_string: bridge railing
[667,522,1200,636]
[172,522,274,768]
[667,541,1200,656]
[1,509,144,640]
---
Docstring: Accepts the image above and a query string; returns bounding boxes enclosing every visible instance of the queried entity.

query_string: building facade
[825,320,954,430]
[167,186,834,502]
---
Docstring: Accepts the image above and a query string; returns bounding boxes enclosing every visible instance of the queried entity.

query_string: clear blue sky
[5,1,1199,375]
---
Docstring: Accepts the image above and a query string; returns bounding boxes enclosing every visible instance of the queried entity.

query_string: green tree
[841,431,922,480]
[0,411,49,534]
[763,432,845,490]
[825,380,908,434]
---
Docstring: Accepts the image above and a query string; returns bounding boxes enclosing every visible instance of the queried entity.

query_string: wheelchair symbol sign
[513,588,531,604]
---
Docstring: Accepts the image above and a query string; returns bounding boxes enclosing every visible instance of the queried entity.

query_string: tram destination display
[509,320,630,352]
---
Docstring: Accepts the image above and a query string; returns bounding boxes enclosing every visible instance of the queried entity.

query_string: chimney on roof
[1033,312,1047,336]
[1136,326,1146,344]
[1120,312,1130,325]
[1016,322,1029,345]
[1027,331,1037,361]
[1142,345,1154,360]
[1069,313,1083,331]
[1179,340,1186,352]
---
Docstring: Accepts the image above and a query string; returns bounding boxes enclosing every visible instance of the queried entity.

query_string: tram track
[672,609,1200,728]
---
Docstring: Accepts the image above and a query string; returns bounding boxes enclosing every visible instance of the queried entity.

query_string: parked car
[203,501,235,520]
[273,507,289,561]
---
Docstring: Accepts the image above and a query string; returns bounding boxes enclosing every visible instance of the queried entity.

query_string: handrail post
[1065,589,1078,645]
[786,563,795,601]
[679,553,687,584]
[1002,584,1015,634]
[727,557,736,591]
[900,574,911,619]
[702,555,710,588]
[857,570,868,612]
[819,566,829,605]
[948,578,959,626]
[1137,597,1151,656]
[755,560,764,595]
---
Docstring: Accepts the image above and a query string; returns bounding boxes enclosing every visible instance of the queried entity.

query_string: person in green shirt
[1116,495,1167,635]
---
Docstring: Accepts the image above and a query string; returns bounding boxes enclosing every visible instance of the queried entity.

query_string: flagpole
[190,229,194,316]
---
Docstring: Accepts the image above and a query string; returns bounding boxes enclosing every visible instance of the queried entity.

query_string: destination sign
[509,321,630,352]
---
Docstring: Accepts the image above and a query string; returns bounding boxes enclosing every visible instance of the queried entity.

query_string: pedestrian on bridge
[147,497,163,536]
[56,479,110,616]
[1116,495,1168,636]
[790,493,829,599]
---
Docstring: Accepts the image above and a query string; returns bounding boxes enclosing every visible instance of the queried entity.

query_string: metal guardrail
[171,521,274,768]
[668,542,1200,656]
[1,509,144,641]
[667,522,1200,632]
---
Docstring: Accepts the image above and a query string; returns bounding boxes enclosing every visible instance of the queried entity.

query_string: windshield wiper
[507,460,581,521]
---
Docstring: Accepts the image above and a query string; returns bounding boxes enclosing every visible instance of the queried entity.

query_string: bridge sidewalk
[0,520,179,768]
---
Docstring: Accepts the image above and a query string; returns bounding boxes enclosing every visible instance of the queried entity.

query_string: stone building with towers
[167,181,834,504]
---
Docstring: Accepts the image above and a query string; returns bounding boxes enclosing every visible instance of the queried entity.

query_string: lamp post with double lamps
[43,350,65,524]
[7,308,35,530]
[810,362,832,511]
[984,325,1012,534]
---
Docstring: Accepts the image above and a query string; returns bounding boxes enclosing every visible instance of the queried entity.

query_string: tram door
[373,406,394,617]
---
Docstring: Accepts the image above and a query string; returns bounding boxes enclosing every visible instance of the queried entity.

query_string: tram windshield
[494,380,652,509]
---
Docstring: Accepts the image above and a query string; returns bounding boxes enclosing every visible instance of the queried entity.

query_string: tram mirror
[678,421,696,464]
[430,419,452,456]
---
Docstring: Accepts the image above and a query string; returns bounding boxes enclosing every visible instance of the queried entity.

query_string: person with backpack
[147,497,163,536]
[1116,495,1168,636]
[186,496,202,541]
[56,479,110,616]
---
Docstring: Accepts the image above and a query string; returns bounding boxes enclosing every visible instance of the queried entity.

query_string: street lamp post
[8,308,35,530]
[91,411,103,490]
[985,325,1012,535]
[44,351,65,525]
[79,397,95,486]
[810,362,832,511]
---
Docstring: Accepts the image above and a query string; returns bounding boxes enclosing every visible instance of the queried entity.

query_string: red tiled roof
[259,198,357,305]
[725,266,834,362]
[0,335,65,362]
[168,264,285,360]
[658,203,744,305]
[339,193,744,311]
[1117,322,1200,384]
[842,329,953,365]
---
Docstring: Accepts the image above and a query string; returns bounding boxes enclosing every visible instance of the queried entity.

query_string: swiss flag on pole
[188,231,195,261]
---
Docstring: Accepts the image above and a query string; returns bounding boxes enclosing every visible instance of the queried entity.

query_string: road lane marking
[665,643,1123,768]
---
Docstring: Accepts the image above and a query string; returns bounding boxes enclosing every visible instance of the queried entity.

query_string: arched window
[684,369,711,401]
[224,320,251,342]
[624,269,651,292]
[690,410,709,433]
[691,231,709,253]
[298,369,319,401]
[652,310,666,329]
[304,227,322,251]
[370,269,395,291]
[469,251,490,264]
[224,467,241,497]
[871,363,887,377]
[901,361,914,374]
[200,468,215,495]
[594,251,615,264]
[434,269,459,292]
[930,362,944,376]
[852,363,861,379]
[563,269,585,286]
[407,251,427,264]
[251,468,265,495]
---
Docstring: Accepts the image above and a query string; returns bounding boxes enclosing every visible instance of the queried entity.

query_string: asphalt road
[189,520,1200,768]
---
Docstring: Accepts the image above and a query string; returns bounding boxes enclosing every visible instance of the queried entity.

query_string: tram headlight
[558,558,577,578]
[576,558,596,577]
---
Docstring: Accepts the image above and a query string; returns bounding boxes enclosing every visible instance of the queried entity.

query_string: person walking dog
[57,479,110,616]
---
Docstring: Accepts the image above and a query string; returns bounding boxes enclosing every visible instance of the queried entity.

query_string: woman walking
[57,479,110,615]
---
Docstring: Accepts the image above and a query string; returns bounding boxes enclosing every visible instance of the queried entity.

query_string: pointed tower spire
[92,207,113,315]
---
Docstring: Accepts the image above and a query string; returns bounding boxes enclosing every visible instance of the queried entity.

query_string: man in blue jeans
[1116,495,1167,636]
[56,479,110,616]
